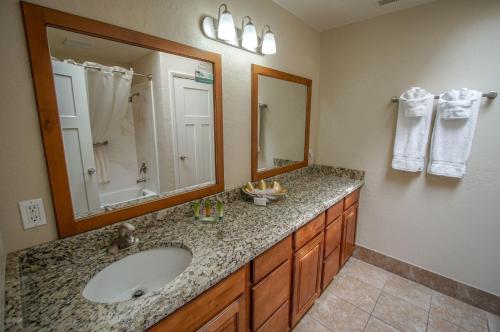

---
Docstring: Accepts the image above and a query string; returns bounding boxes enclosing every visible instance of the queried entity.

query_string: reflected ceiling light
[217,4,236,41]
[261,25,276,55]
[241,16,258,50]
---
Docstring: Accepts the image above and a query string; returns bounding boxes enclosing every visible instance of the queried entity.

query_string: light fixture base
[201,16,263,55]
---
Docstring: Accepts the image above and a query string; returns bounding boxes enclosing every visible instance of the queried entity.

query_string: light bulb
[241,17,258,50]
[217,4,235,41]
[261,26,276,55]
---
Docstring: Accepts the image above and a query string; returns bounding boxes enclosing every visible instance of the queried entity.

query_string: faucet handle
[119,222,135,236]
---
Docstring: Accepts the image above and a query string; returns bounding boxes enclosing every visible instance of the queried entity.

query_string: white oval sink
[83,247,192,303]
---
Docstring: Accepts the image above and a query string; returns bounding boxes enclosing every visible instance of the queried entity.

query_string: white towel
[392,87,434,172]
[427,89,482,178]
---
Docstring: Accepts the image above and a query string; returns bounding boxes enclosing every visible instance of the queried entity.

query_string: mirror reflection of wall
[257,75,307,171]
[47,28,216,218]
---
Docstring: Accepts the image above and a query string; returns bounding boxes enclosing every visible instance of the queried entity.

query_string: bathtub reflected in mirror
[47,27,217,219]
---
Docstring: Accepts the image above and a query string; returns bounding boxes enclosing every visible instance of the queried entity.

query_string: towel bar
[391,91,497,102]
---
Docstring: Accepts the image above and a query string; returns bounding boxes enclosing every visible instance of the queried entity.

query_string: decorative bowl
[241,180,287,201]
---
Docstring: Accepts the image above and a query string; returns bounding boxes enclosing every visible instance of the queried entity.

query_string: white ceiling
[273,0,436,32]
[47,28,153,66]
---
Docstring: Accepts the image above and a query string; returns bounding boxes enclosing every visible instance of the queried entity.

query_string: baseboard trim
[353,246,500,315]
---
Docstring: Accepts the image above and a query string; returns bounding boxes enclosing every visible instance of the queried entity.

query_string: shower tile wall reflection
[47,28,216,218]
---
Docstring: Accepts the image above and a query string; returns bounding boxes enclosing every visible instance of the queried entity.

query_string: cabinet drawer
[322,247,340,291]
[293,213,325,251]
[344,189,360,210]
[252,259,291,330]
[149,266,247,332]
[324,216,342,257]
[326,201,343,225]
[197,295,246,332]
[252,236,292,284]
[255,300,290,332]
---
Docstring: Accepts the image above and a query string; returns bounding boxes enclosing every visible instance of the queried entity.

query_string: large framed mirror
[251,64,311,180]
[21,2,224,237]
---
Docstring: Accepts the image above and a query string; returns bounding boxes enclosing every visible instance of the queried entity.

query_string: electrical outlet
[19,198,47,229]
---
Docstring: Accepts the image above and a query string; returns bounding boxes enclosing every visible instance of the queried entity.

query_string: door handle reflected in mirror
[179,155,188,160]
[87,168,96,175]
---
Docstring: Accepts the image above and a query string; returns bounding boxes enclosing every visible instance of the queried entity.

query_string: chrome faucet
[139,162,148,174]
[108,222,139,254]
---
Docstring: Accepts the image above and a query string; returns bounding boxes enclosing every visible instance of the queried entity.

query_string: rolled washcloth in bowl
[427,89,482,178]
[392,87,434,172]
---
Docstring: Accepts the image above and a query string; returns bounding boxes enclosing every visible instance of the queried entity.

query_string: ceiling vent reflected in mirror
[62,37,94,49]
[376,0,400,7]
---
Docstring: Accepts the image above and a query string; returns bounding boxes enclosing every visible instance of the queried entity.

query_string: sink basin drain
[132,289,145,299]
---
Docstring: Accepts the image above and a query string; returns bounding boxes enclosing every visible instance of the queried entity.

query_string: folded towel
[400,87,435,117]
[438,88,479,119]
[392,87,434,172]
[427,89,482,178]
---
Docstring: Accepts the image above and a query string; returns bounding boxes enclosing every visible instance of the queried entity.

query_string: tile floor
[293,258,500,332]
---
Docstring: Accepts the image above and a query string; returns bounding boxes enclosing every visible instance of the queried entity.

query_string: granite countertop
[4,165,364,332]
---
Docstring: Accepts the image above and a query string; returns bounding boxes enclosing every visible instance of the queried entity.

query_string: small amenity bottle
[192,201,201,220]
[216,200,224,221]
[204,200,212,217]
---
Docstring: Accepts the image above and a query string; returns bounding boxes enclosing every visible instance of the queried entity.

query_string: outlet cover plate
[19,198,47,229]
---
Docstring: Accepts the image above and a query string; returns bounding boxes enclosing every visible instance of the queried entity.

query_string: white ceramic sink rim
[82,247,193,304]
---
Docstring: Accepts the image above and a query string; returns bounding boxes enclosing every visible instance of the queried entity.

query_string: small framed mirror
[21,3,224,237]
[251,64,312,180]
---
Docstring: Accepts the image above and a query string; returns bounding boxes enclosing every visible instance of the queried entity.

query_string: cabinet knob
[87,168,96,175]
[179,155,188,160]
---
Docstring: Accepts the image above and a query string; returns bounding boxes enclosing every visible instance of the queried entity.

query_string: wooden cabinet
[324,217,342,257]
[250,236,292,332]
[198,296,246,332]
[255,301,289,332]
[293,213,325,250]
[290,232,324,327]
[326,201,343,225]
[322,246,340,290]
[150,189,361,332]
[321,217,342,290]
[252,237,292,284]
[149,266,247,332]
[341,202,359,266]
[251,260,291,330]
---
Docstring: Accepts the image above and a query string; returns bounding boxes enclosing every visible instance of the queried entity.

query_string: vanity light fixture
[217,4,236,41]
[241,16,258,50]
[261,25,276,55]
[201,4,276,55]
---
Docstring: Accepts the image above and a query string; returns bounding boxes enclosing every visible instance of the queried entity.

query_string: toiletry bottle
[216,200,224,221]
[192,201,201,220]
[204,200,212,217]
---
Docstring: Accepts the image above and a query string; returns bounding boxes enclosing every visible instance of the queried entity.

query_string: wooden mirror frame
[21,2,224,238]
[251,64,312,181]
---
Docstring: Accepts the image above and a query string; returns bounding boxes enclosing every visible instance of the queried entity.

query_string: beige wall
[317,0,500,296]
[0,0,320,252]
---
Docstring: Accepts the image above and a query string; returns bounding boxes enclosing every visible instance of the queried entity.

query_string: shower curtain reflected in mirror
[84,62,134,184]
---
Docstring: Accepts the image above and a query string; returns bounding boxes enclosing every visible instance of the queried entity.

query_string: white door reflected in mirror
[47,27,217,219]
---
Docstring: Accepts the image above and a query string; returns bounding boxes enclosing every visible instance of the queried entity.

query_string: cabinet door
[291,233,323,327]
[341,203,358,266]
[198,295,246,332]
